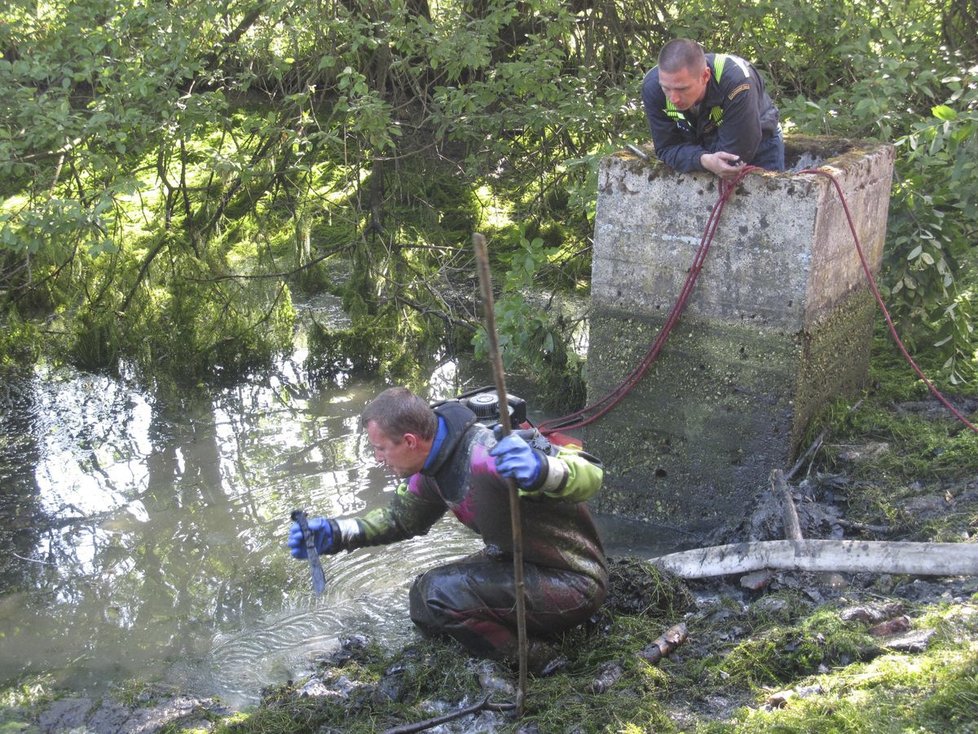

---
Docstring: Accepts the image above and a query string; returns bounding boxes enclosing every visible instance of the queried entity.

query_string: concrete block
[586,136,895,537]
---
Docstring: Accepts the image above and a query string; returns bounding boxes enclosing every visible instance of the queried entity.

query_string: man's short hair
[658,38,707,75]
[361,387,437,441]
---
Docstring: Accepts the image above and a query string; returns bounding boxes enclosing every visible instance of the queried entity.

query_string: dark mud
[7,409,978,733]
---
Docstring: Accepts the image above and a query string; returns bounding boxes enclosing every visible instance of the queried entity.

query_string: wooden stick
[637,622,688,665]
[473,232,528,714]
[650,540,978,579]
[770,469,803,541]
[836,518,893,535]
[381,695,515,734]
[785,398,863,481]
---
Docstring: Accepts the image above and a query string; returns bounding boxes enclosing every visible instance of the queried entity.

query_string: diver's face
[366,421,426,477]
[659,65,710,110]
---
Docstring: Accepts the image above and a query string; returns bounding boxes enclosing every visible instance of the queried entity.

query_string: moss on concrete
[584,281,877,535]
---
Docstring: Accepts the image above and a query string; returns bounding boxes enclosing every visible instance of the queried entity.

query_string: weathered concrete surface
[586,136,895,536]
[591,137,893,329]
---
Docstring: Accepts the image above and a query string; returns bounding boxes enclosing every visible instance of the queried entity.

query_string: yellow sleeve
[519,446,603,503]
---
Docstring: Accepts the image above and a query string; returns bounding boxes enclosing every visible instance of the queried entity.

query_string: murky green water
[0,352,480,705]
[0,308,675,707]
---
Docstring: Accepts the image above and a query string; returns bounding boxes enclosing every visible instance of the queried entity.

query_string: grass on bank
[185,587,977,734]
[2,329,976,733]
[2,589,976,733]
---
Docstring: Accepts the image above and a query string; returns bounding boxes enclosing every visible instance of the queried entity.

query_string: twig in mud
[381,695,515,734]
[785,398,864,481]
[771,469,804,541]
[589,623,690,694]
[637,622,689,665]
[785,434,823,482]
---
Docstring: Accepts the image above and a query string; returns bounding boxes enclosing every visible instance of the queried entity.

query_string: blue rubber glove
[288,516,338,558]
[490,430,543,488]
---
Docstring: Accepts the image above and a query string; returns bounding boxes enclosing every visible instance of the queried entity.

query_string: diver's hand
[490,430,543,489]
[700,151,745,179]
[288,516,339,558]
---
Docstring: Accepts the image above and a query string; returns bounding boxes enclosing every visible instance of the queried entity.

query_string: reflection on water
[178,522,482,705]
[0,340,674,707]
[0,349,484,706]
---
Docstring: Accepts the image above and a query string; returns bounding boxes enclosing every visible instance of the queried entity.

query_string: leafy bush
[472,233,586,405]
[886,89,978,384]
[775,30,978,385]
[1,0,976,387]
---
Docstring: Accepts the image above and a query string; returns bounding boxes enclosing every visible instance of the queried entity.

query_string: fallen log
[650,540,978,579]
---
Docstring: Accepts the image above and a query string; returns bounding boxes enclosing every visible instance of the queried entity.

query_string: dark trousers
[751,125,785,171]
[408,551,605,668]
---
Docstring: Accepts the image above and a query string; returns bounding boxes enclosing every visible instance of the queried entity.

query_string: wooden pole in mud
[473,232,529,713]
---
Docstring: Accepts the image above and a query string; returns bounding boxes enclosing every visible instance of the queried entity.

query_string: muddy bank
[5,393,978,734]
[9,544,977,733]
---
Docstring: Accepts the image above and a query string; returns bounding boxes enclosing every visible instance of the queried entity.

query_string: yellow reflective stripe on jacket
[661,54,733,128]
[518,446,604,502]
[713,54,728,82]
[664,100,685,122]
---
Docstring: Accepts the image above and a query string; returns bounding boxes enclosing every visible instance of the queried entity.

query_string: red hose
[799,168,977,435]
[538,168,750,434]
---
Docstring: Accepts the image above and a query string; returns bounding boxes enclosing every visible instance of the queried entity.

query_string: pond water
[0,305,676,708]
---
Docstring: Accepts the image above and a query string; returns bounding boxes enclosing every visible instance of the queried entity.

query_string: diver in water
[287,386,608,673]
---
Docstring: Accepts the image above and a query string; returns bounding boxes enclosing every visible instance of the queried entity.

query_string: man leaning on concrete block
[642,38,785,179]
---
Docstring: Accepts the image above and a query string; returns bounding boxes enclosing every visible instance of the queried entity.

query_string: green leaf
[931,105,957,121]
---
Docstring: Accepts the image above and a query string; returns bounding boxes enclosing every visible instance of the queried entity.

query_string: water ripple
[179,519,482,705]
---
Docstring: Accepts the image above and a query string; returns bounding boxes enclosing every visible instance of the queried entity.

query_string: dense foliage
[1,0,976,387]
